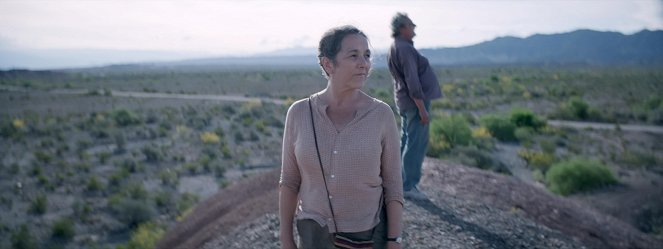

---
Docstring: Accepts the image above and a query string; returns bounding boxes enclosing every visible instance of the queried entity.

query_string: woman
[279,25,404,249]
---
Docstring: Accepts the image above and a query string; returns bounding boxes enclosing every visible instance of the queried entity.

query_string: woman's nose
[358,56,370,67]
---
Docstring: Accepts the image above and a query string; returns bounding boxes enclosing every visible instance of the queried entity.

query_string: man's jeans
[400,101,431,191]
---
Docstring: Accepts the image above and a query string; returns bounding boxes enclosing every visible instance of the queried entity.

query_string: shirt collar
[310,92,378,119]
[395,36,414,45]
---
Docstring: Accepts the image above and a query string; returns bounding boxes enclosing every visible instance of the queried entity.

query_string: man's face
[401,21,417,40]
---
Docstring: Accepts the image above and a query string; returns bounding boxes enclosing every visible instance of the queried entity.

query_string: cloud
[0,0,661,55]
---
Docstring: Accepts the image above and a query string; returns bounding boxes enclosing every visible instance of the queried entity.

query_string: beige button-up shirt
[280,94,404,233]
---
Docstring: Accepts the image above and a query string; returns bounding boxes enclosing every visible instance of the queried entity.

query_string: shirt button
[333,151,338,154]
[328,195,332,199]
[331,175,335,178]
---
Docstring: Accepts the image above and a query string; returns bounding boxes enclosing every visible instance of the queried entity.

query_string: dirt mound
[156,169,280,249]
[422,158,661,249]
[158,158,662,249]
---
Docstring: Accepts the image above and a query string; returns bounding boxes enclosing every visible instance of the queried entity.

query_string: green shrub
[431,114,472,147]
[518,150,555,172]
[234,131,244,143]
[30,194,47,214]
[76,139,92,152]
[120,159,144,173]
[480,115,516,142]
[97,151,112,164]
[87,89,101,96]
[30,165,42,176]
[221,144,232,159]
[265,115,285,128]
[86,176,103,192]
[72,201,93,222]
[555,97,603,121]
[159,169,179,186]
[510,108,545,130]
[545,158,618,196]
[621,150,657,169]
[141,145,162,162]
[455,146,510,174]
[109,168,130,186]
[255,121,268,134]
[52,218,75,241]
[10,163,20,175]
[514,127,534,145]
[249,130,260,141]
[111,109,141,127]
[114,133,127,154]
[112,199,155,228]
[635,205,663,236]
[125,222,165,249]
[11,225,38,249]
[1,118,27,139]
[539,139,557,154]
[123,182,149,200]
[154,191,173,208]
[566,97,589,119]
[211,162,227,178]
[34,150,53,164]
[176,193,199,214]
[532,169,545,183]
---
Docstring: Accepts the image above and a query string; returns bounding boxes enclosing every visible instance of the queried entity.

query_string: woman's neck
[321,83,362,108]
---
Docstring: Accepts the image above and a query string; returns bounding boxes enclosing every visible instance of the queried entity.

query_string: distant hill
[2,29,661,70]
[170,29,663,68]
[420,29,663,65]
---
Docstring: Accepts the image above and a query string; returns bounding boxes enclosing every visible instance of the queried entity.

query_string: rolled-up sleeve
[398,44,424,100]
[279,103,301,193]
[379,104,404,205]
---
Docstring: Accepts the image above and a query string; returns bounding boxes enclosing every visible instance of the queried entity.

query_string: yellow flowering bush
[12,118,25,129]
[472,127,492,139]
[518,149,555,172]
[200,132,221,144]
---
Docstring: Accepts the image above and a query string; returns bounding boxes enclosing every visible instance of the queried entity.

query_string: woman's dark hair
[318,25,368,78]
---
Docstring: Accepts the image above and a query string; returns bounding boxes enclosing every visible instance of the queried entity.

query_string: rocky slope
[158,158,662,249]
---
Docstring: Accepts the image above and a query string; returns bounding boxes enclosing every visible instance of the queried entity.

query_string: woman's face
[328,34,371,89]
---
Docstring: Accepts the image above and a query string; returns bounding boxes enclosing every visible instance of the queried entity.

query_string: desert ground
[1,65,661,248]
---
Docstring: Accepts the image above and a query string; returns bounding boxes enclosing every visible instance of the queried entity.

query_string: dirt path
[0,86,287,105]
[493,143,536,183]
[548,119,663,134]
[108,90,286,105]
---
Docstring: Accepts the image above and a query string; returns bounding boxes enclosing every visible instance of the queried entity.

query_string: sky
[0,0,662,68]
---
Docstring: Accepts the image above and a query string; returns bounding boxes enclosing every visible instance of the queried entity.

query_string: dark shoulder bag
[309,97,375,249]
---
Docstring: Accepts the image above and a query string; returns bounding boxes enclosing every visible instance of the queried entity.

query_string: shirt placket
[325,128,340,228]
[318,102,342,193]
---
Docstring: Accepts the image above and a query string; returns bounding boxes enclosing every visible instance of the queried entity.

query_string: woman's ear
[321,57,334,76]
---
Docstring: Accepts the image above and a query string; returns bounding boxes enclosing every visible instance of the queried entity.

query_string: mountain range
[420,29,663,65]
[147,29,663,68]
[1,29,661,70]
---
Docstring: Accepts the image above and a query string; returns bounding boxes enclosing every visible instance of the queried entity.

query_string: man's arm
[413,98,429,124]
[398,44,428,124]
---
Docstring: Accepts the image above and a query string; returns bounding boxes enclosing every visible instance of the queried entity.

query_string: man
[387,12,442,200]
